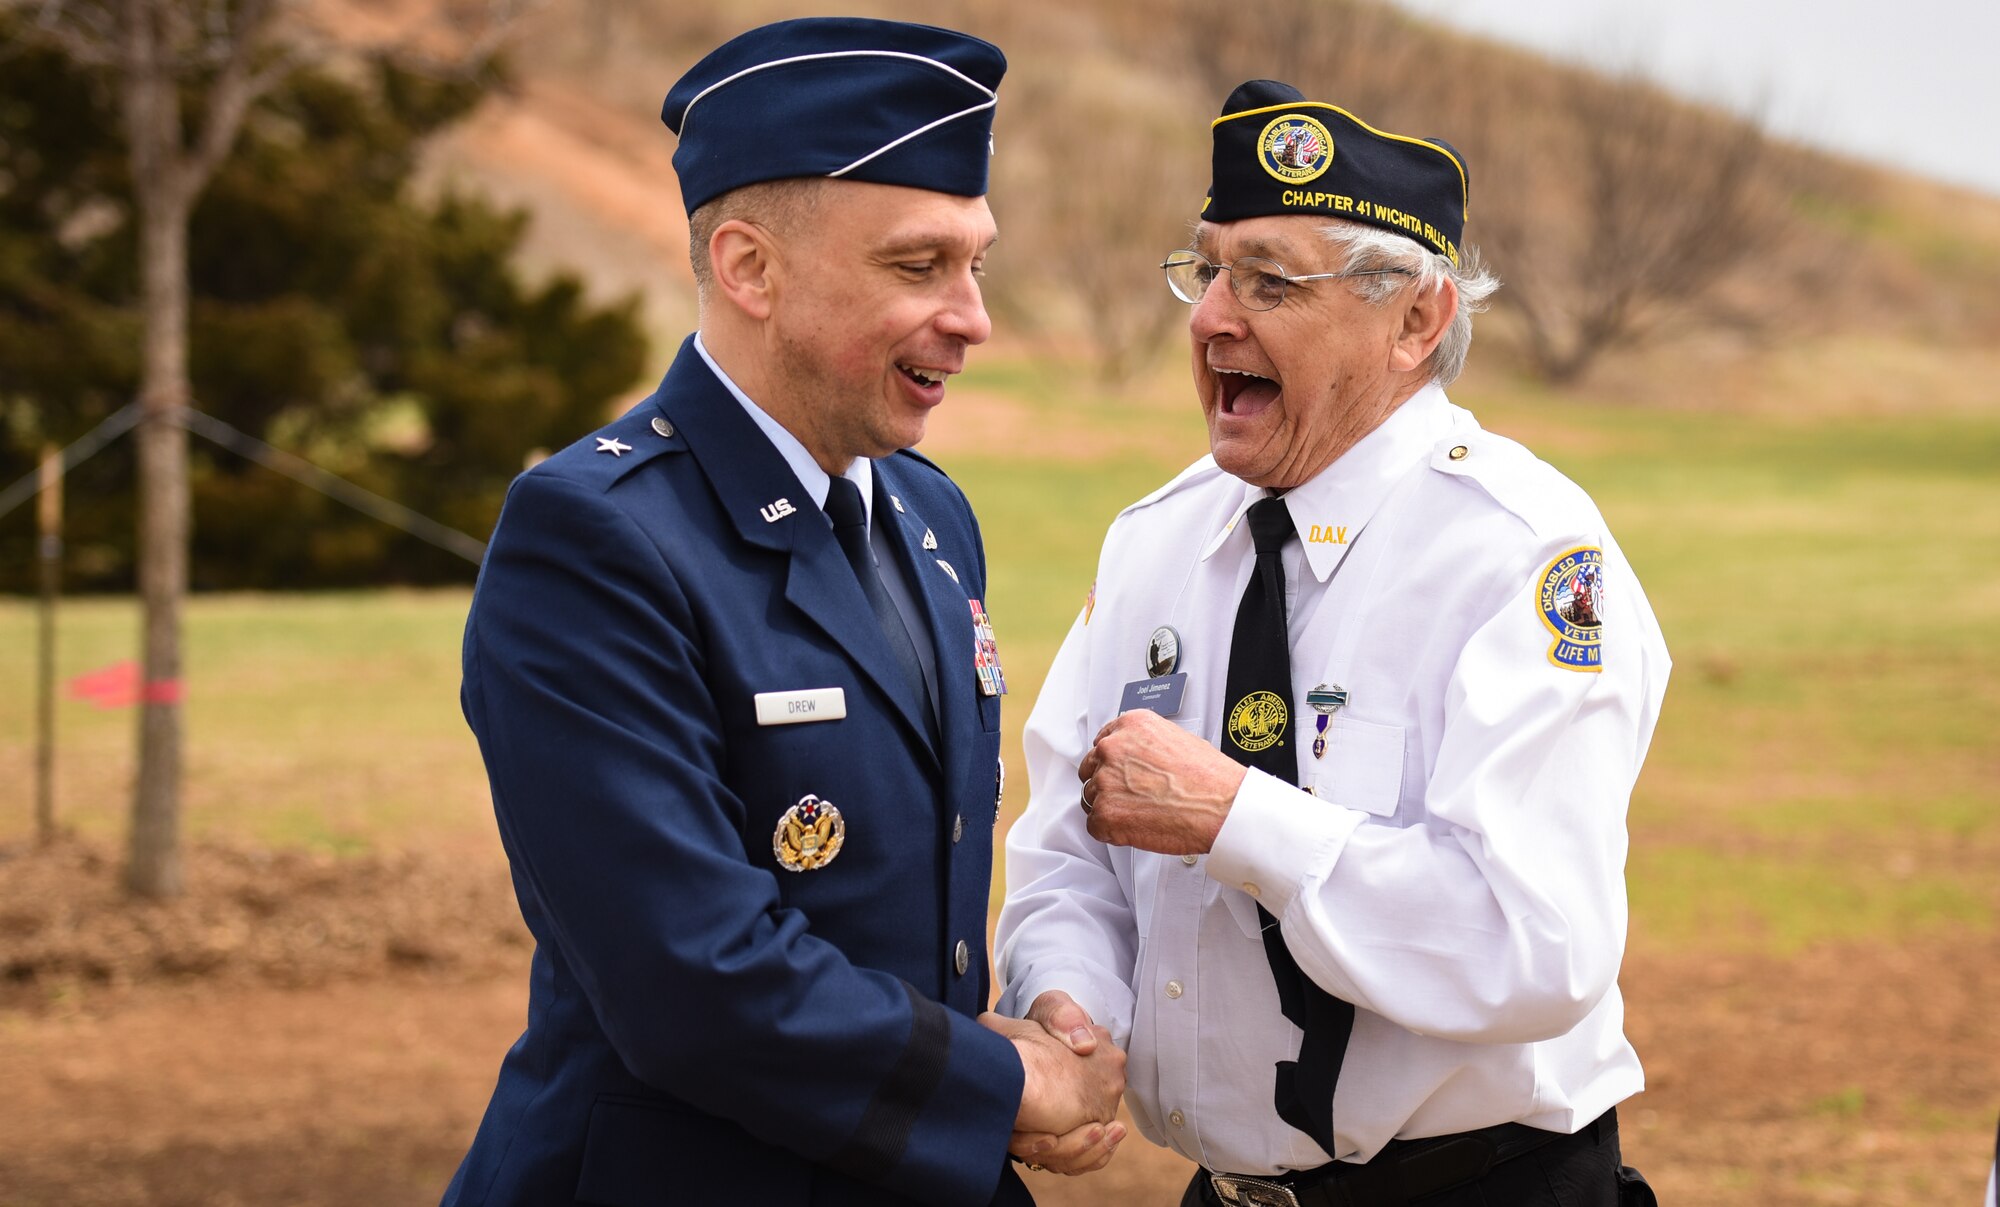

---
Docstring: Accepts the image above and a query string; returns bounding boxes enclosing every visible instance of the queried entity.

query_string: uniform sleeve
[1207,530,1671,1045]
[993,605,1141,1047]
[462,472,1023,1206]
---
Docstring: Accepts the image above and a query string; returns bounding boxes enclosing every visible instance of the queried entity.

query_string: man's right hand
[978,1006,1126,1137]
[1004,991,1127,1174]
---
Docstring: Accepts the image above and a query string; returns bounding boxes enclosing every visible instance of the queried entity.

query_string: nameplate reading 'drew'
[755,688,847,726]
[1118,674,1188,717]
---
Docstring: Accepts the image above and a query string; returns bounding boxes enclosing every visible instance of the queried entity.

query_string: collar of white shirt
[693,331,872,525]
[1199,383,1457,582]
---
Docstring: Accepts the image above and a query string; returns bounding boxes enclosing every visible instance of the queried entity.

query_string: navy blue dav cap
[1204,79,1469,265]
[662,18,1007,215]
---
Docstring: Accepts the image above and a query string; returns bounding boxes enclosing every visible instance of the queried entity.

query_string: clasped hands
[978,991,1127,1175]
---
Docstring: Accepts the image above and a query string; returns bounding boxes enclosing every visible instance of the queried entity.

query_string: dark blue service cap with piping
[1204,79,1469,265]
[661,17,1007,215]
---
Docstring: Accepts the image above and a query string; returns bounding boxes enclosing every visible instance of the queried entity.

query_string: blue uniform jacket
[442,337,1030,1207]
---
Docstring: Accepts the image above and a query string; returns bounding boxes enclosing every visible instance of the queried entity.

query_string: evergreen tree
[0,25,650,589]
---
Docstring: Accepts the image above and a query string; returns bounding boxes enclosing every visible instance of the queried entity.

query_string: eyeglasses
[1159,250,1413,311]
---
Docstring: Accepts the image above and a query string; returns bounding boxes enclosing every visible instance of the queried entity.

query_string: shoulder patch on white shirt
[1116,455,1226,520]
[1428,430,1602,543]
[1537,546,1607,671]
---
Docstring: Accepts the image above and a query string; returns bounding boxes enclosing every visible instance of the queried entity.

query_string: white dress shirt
[995,385,1671,1177]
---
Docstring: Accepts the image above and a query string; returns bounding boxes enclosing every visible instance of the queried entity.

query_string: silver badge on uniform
[1120,625,1188,716]
[1307,683,1349,760]
[773,793,845,872]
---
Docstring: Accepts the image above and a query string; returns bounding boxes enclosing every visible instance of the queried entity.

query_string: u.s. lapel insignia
[890,495,905,513]
[922,528,938,551]
[968,598,1008,696]
[935,558,959,584]
[596,436,632,457]
[1306,683,1349,759]
[760,498,796,524]
[773,793,845,872]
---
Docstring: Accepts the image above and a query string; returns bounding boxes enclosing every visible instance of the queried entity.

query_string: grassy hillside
[408,0,2000,404]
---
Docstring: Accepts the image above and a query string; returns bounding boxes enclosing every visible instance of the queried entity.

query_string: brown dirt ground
[1,843,1994,1206]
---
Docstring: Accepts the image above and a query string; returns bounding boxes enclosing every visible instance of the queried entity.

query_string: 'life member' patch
[1258,114,1335,184]
[1538,547,1606,672]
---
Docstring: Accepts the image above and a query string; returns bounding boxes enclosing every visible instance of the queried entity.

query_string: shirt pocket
[1307,715,1406,819]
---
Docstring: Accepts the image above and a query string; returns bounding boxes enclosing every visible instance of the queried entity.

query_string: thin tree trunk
[123,0,192,899]
[36,445,63,848]
[128,194,191,898]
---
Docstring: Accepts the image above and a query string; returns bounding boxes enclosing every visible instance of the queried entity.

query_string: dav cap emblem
[1258,114,1334,185]
[774,793,845,872]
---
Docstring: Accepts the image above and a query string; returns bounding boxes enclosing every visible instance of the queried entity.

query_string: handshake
[979,990,1130,1176]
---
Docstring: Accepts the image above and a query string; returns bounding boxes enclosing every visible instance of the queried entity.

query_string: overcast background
[1386,0,2000,198]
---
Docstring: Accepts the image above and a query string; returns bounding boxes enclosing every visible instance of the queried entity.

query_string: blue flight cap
[662,18,1007,215]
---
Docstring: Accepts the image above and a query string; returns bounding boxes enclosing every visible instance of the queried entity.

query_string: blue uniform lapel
[875,464,978,788]
[653,338,941,770]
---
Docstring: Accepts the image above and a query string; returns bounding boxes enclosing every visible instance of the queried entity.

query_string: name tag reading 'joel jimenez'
[755,687,847,726]
[1119,673,1188,717]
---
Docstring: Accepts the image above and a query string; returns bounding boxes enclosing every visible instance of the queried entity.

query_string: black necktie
[1221,494,1354,1158]
[825,476,936,744]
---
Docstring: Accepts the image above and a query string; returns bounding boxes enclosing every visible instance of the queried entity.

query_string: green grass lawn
[3,366,1995,956]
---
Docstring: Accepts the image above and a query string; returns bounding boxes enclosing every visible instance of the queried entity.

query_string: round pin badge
[1227,690,1288,753]
[773,793,845,872]
[1257,114,1335,185]
[1146,626,1182,679]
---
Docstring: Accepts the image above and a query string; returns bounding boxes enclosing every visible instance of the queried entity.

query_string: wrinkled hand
[980,1004,1126,1139]
[1078,709,1246,855]
[1007,992,1126,1174]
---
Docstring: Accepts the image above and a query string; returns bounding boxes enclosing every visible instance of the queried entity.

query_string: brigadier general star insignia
[596,437,633,457]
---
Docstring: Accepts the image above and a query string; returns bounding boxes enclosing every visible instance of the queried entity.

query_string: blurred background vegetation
[6,0,1996,590]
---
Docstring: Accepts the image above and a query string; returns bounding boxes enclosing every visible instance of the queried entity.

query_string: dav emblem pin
[774,793,845,872]
[969,598,1008,697]
[1538,546,1606,672]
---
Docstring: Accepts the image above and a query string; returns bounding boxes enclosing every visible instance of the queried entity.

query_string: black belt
[1201,1109,1615,1207]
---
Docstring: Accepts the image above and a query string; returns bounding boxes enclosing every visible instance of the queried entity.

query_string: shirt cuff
[997,963,1136,1050]
[1207,767,1366,921]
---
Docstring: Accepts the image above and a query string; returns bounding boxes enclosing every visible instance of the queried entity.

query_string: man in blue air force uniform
[441,20,1124,1207]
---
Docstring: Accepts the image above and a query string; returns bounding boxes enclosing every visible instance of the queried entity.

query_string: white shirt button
[1242,882,1261,898]
[1169,1109,1186,1128]
[1182,853,1199,866]
[1165,980,1184,999]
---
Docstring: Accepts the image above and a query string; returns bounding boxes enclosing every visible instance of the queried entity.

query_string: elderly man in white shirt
[996,79,1669,1207]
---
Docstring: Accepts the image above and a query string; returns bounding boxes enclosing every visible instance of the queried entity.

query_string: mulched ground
[1,841,1994,1206]
[0,837,528,1008]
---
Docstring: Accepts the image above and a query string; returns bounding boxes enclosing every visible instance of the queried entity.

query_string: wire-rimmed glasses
[1159,250,1413,311]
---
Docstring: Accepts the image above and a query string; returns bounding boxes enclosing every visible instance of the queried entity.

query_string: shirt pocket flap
[1310,716,1405,818]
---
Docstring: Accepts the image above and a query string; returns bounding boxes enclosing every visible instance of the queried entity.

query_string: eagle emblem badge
[773,793,846,872]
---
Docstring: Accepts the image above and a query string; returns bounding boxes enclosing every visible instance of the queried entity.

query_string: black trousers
[1181,1111,1636,1207]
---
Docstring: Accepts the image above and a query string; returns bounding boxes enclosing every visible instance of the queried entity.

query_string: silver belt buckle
[1209,1174,1301,1207]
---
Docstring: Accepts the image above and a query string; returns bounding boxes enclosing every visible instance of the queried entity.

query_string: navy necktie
[1220,494,1354,1158]
[825,476,936,744]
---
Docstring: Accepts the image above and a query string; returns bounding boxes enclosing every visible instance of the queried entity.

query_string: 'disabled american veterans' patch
[1538,547,1606,672]
[1257,114,1334,184]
